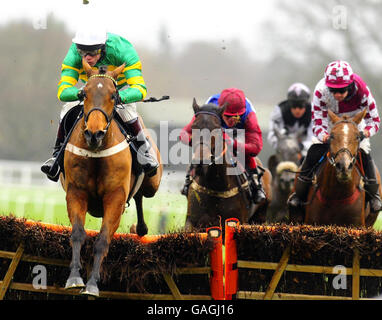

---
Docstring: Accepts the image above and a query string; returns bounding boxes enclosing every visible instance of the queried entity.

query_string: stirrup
[287,192,303,208]
[181,184,189,196]
[181,176,192,196]
[41,157,60,182]
[253,188,266,204]
[370,196,382,213]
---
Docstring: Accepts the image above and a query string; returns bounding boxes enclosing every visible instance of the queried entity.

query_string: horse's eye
[329,134,334,141]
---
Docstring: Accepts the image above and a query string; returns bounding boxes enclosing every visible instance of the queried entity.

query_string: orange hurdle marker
[224,218,239,300]
[207,226,224,300]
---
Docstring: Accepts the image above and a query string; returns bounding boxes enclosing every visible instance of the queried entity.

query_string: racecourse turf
[0,184,381,233]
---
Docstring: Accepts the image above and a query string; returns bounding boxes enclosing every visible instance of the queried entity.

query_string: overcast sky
[0,0,276,52]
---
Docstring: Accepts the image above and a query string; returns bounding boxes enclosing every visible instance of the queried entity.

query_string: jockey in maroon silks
[179,88,266,204]
[288,60,382,213]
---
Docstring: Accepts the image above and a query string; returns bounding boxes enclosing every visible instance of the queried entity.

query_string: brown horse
[297,109,380,227]
[185,100,272,230]
[60,58,162,296]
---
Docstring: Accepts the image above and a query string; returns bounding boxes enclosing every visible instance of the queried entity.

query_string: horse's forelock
[98,65,107,75]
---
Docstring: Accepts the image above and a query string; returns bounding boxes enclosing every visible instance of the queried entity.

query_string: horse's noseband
[328,147,357,167]
[84,107,115,133]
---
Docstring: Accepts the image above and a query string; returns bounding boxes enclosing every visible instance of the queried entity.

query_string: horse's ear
[82,58,95,77]
[219,102,228,117]
[352,108,367,125]
[192,98,200,114]
[110,63,126,80]
[328,109,341,124]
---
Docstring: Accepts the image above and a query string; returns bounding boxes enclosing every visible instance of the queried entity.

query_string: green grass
[373,217,382,230]
[0,185,188,234]
[0,184,381,234]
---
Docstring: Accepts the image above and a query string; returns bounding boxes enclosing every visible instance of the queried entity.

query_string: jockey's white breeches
[60,101,138,123]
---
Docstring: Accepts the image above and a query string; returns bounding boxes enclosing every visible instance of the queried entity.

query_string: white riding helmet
[287,83,311,101]
[72,26,107,47]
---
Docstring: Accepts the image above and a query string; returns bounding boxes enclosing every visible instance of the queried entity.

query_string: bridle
[192,110,227,165]
[327,119,362,167]
[190,109,251,200]
[84,74,120,134]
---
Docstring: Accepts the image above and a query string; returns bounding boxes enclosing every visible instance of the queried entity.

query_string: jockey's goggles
[224,114,241,120]
[328,86,350,94]
[77,48,102,57]
[290,101,305,109]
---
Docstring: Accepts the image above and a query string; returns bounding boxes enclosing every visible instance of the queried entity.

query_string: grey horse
[267,127,304,222]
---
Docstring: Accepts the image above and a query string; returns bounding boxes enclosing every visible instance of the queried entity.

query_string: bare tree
[258,0,382,102]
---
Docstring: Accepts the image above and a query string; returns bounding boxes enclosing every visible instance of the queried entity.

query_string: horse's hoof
[130,224,137,234]
[65,276,85,290]
[81,284,99,297]
[136,223,148,237]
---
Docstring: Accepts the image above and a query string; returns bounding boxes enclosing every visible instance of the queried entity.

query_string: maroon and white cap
[324,60,354,88]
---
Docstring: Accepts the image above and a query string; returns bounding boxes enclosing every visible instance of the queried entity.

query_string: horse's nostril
[84,129,91,140]
[95,130,106,140]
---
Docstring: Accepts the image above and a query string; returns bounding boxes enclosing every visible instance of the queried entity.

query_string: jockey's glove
[77,89,86,101]
[112,91,123,106]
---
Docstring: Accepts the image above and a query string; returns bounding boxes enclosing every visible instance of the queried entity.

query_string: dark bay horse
[295,109,380,227]
[185,100,272,230]
[60,58,162,296]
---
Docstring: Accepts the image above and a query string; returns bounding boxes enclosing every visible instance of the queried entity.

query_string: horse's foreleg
[134,191,148,236]
[65,188,88,290]
[82,189,125,297]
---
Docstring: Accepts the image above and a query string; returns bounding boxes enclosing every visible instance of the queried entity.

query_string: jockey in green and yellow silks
[57,33,147,103]
[41,27,158,181]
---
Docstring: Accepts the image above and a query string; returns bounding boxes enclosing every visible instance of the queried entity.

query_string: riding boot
[287,175,312,208]
[181,165,193,196]
[41,123,65,182]
[248,167,267,204]
[287,143,328,208]
[361,152,382,213]
[125,118,159,177]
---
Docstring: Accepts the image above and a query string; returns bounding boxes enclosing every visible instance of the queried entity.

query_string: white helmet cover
[72,25,107,46]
